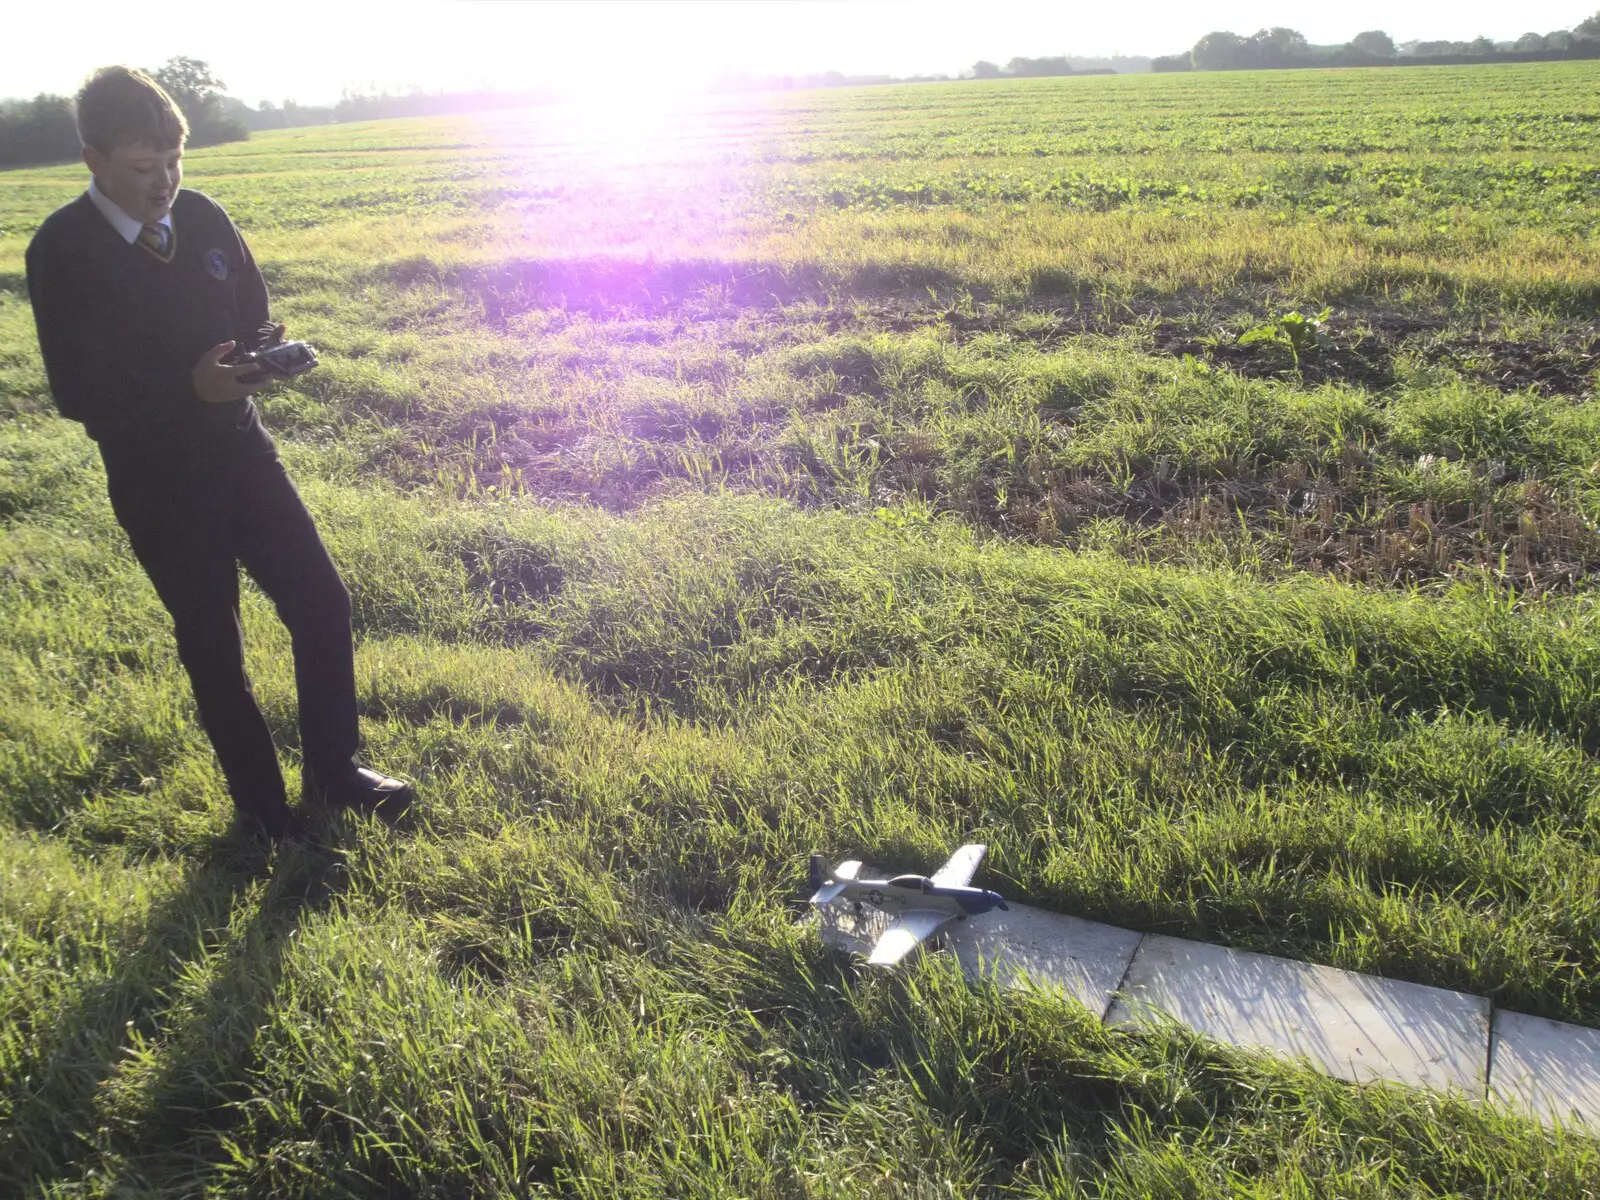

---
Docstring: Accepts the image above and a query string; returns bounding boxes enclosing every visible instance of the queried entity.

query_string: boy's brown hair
[76,66,188,155]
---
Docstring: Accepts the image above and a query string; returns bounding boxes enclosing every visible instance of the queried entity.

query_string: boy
[25,66,412,840]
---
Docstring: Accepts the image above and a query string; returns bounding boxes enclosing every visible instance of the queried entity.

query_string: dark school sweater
[25,188,277,469]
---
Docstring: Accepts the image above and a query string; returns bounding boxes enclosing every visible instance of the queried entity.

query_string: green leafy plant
[1237,307,1335,368]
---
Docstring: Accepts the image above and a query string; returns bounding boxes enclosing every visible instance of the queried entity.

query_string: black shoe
[304,764,415,812]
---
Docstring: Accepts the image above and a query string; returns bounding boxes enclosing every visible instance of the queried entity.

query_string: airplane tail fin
[808,853,826,891]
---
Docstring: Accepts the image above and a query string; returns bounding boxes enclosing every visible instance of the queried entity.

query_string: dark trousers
[104,437,358,821]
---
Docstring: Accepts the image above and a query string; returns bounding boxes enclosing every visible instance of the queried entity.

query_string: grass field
[3,62,1600,1196]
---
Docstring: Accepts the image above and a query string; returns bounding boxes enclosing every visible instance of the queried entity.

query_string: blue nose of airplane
[987,890,1009,911]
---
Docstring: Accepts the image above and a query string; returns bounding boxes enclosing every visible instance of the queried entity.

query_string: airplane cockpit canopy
[887,874,932,891]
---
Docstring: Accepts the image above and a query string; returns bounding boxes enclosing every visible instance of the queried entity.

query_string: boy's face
[82,140,183,224]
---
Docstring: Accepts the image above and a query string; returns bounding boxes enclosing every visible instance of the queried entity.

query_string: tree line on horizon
[1147,11,1600,72]
[0,57,562,171]
[0,57,247,170]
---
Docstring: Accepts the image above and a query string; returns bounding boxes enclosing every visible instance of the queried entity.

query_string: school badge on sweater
[205,248,229,280]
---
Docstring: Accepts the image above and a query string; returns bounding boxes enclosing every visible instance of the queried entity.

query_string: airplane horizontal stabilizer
[809,881,849,905]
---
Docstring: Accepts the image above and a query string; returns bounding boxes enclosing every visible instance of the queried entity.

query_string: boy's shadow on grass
[6,822,354,1194]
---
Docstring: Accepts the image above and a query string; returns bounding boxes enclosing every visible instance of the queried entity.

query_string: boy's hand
[192,341,262,404]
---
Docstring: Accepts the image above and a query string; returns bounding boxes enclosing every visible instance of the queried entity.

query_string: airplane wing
[930,844,986,888]
[867,909,952,966]
[836,861,862,881]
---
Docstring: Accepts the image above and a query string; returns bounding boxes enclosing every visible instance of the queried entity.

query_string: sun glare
[539,89,719,167]
[471,79,768,260]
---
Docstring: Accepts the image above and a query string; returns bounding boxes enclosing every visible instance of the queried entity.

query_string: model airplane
[808,843,1008,967]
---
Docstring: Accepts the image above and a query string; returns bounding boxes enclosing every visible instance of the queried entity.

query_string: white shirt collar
[87,177,172,244]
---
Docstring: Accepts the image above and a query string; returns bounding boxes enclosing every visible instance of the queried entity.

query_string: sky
[5,0,1596,106]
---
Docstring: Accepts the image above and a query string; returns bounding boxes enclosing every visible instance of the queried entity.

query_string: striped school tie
[137,222,174,263]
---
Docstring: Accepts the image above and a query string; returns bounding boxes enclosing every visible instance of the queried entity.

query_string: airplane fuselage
[807,848,1006,966]
[834,874,1007,919]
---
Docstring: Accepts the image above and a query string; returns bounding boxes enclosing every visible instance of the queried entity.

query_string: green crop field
[3,62,1600,1195]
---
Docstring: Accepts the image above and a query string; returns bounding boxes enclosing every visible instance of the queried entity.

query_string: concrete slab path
[1489,1010,1600,1131]
[946,904,1143,1020]
[811,894,1600,1132]
[1105,934,1491,1093]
